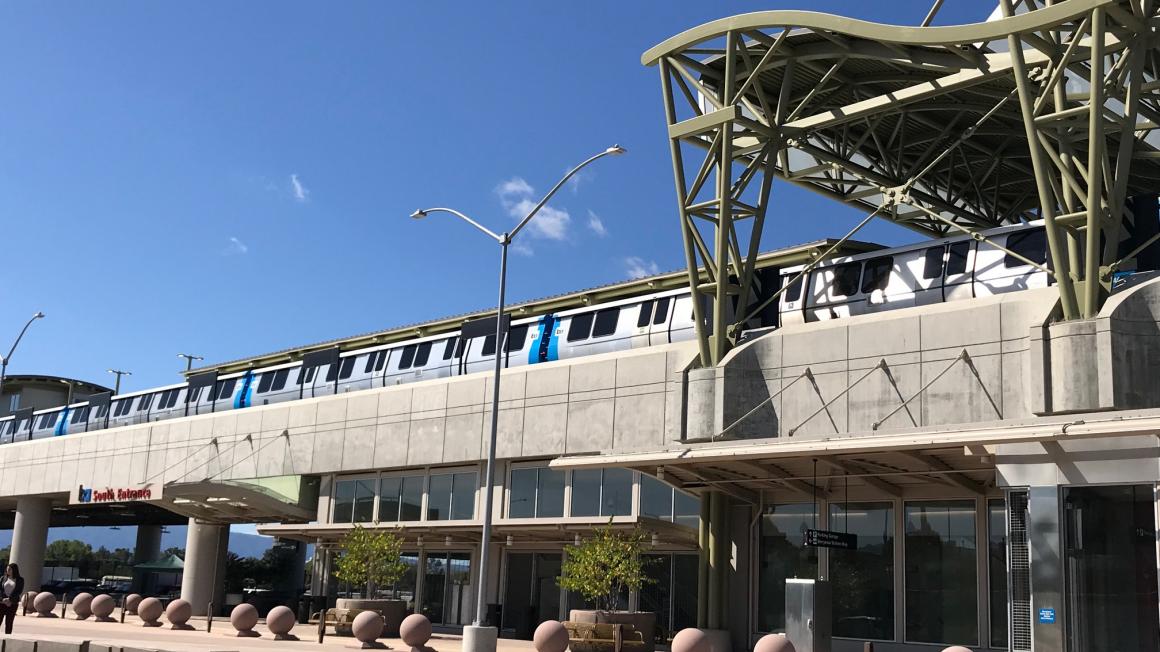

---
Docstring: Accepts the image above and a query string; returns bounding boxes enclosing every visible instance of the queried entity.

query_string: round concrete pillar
[11,497,51,591]
[134,525,163,564]
[178,518,229,617]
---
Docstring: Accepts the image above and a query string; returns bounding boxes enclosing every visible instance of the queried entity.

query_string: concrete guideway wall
[0,342,698,500]
[691,277,1160,441]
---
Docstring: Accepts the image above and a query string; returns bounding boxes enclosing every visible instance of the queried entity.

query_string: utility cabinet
[785,578,832,652]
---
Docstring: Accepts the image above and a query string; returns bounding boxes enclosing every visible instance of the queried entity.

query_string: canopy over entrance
[645,0,1160,364]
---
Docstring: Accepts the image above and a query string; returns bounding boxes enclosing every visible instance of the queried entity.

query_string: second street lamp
[0,312,46,412]
[410,144,625,652]
[107,369,132,395]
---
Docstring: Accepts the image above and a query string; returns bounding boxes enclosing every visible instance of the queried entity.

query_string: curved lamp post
[177,353,204,373]
[0,312,46,411]
[410,145,625,647]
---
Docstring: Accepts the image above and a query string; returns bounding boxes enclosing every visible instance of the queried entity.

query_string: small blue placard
[1038,608,1056,624]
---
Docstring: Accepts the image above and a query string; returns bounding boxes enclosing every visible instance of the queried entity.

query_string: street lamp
[107,369,132,394]
[177,353,204,373]
[0,312,46,413]
[410,145,625,651]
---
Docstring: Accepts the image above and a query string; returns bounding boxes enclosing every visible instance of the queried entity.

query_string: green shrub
[558,523,652,611]
[333,525,408,593]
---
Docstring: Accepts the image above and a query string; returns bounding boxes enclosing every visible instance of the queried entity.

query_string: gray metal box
[785,578,832,652]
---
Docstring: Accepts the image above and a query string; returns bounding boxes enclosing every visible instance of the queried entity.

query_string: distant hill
[0,525,275,559]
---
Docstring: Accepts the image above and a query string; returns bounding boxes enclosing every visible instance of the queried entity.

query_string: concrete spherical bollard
[754,634,796,652]
[352,610,385,648]
[91,594,116,621]
[401,613,433,649]
[671,628,712,652]
[266,605,298,640]
[124,593,142,614]
[231,603,260,637]
[71,592,93,620]
[533,620,569,652]
[137,596,163,627]
[33,591,57,618]
[165,598,193,630]
[942,648,973,652]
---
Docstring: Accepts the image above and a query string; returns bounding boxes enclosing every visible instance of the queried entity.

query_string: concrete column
[179,519,229,616]
[134,525,163,564]
[11,497,51,591]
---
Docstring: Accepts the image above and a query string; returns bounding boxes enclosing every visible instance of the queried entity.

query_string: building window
[829,502,894,641]
[333,477,376,524]
[988,498,1009,649]
[379,475,424,522]
[905,500,978,645]
[570,468,632,517]
[640,474,700,528]
[640,554,699,640]
[427,471,477,521]
[759,504,818,633]
[508,466,565,518]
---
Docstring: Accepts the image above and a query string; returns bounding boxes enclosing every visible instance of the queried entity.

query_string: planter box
[333,598,408,637]
[569,610,657,652]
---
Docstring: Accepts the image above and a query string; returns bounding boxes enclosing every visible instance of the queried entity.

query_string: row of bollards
[21,589,436,649]
[532,621,972,652]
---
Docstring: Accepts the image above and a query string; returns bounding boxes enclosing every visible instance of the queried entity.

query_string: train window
[362,353,374,374]
[947,241,970,275]
[363,351,386,374]
[505,325,529,353]
[398,345,418,370]
[481,334,497,357]
[215,379,237,401]
[296,366,316,385]
[637,301,654,328]
[338,357,356,380]
[95,404,109,419]
[375,351,388,371]
[592,308,620,338]
[923,246,945,280]
[70,407,89,424]
[784,275,804,303]
[860,256,893,294]
[653,297,671,325]
[1004,229,1047,268]
[37,413,55,429]
[189,387,204,403]
[271,368,290,391]
[567,313,594,342]
[139,394,153,411]
[831,263,862,297]
[443,338,458,360]
[257,372,274,393]
[414,342,433,367]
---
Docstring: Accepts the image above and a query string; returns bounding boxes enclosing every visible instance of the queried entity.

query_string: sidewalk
[0,610,540,652]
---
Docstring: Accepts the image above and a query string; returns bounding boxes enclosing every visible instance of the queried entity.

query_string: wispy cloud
[624,256,660,279]
[290,173,309,203]
[511,241,535,257]
[566,169,591,195]
[587,210,607,237]
[223,236,249,256]
[495,176,571,241]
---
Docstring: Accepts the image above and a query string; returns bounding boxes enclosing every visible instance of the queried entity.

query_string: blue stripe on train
[546,317,559,362]
[54,407,70,436]
[234,371,254,409]
[529,315,559,364]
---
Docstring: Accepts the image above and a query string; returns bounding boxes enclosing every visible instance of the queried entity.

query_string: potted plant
[559,523,657,652]
[333,525,410,636]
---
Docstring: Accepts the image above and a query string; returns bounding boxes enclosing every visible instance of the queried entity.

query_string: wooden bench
[565,622,647,652]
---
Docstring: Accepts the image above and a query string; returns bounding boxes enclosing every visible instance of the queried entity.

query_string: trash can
[297,594,312,624]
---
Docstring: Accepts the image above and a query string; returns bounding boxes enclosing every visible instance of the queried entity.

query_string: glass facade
[428,471,477,521]
[904,500,978,645]
[333,478,375,523]
[570,468,633,517]
[640,553,699,640]
[759,503,817,633]
[829,502,894,641]
[640,475,700,528]
[988,499,1008,649]
[508,467,565,518]
[380,475,424,522]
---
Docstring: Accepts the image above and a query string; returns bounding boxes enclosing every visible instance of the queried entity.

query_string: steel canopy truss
[645,0,1160,366]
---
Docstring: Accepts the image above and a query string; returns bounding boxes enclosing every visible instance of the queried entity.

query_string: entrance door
[502,553,563,639]
[421,552,475,627]
[1064,485,1160,652]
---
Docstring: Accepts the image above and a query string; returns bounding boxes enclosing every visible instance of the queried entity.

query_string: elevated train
[0,220,1124,443]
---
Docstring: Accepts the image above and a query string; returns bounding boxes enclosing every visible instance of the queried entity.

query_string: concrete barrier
[0,640,94,652]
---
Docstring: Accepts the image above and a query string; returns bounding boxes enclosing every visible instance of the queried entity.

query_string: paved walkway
[0,611,540,652]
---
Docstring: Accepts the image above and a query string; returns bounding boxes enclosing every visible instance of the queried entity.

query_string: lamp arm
[510,148,620,241]
[4,315,40,364]
[418,208,504,243]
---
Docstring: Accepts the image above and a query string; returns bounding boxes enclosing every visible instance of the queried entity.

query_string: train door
[631,301,654,348]
[648,296,673,344]
[914,245,947,306]
[809,261,864,320]
[943,240,975,302]
[860,254,916,314]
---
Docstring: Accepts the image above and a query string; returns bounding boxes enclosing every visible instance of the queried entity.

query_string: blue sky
[1,0,995,539]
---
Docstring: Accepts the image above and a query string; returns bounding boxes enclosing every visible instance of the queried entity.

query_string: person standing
[0,564,24,635]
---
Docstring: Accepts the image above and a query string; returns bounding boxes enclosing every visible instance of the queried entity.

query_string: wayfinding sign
[71,483,163,505]
[805,529,858,550]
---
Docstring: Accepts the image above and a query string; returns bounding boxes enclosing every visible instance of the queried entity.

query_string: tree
[333,526,407,594]
[558,523,652,612]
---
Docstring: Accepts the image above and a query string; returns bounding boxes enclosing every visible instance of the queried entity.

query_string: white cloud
[223,236,249,256]
[566,168,590,195]
[511,241,535,257]
[290,173,309,203]
[495,176,572,241]
[587,210,607,237]
[625,256,660,279]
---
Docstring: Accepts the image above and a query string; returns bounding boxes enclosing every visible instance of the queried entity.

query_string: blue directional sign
[1038,608,1056,624]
